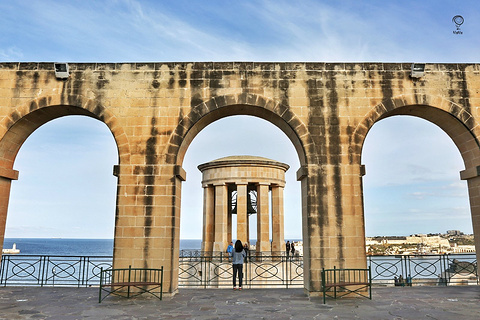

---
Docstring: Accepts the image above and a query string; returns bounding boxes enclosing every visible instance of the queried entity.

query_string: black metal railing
[367,254,478,286]
[178,254,304,288]
[0,255,112,287]
[1,253,477,288]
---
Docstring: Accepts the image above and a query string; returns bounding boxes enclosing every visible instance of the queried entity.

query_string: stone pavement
[0,286,479,319]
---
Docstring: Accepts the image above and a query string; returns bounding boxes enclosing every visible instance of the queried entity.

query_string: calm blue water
[2,238,295,255]
[2,238,205,256]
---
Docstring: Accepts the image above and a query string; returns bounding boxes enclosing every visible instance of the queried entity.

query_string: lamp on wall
[410,63,425,78]
[54,63,69,79]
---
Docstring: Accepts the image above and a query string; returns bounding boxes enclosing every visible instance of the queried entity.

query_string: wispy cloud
[0,47,23,61]
[4,0,479,62]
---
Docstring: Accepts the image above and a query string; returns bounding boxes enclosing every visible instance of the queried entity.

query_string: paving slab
[0,286,479,319]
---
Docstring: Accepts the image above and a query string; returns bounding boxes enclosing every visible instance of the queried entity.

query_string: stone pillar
[0,168,19,255]
[246,217,250,244]
[256,183,270,253]
[236,183,248,243]
[227,187,232,244]
[461,168,480,265]
[201,186,214,253]
[213,184,228,253]
[271,185,285,255]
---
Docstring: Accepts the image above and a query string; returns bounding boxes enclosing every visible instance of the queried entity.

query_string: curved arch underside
[176,103,310,167]
[0,105,101,168]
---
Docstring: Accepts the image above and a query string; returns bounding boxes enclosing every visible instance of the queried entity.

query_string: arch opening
[175,104,309,167]
[362,113,473,254]
[0,106,120,253]
[180,115,302,248]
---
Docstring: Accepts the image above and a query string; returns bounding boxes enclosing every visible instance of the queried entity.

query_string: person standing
[285,241,291,258]
[243,242,249,262]
[291,242,295,260]
[231,240,246,290]
[226,241,233,261]
[226,242,233,254]
[406,274,412,286]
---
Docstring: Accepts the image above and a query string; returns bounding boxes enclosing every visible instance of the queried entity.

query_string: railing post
[99,267,104,303]
[285,254,288,289]
[0,255,7,286]
[81,256,86,287]
[443,254,449,286]
[160,266,163,300]
[203,256,207,289]
[368,266,372,300]
[39,256,46,287]
[321,268,326,304]
[127,265,132,298]
[333,266,337,300]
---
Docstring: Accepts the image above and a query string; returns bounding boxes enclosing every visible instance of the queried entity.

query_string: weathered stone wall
[0,62,479,295]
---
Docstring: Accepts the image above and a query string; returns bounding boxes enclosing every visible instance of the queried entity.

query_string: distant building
[447,230,463,236]
[365,233,470,255]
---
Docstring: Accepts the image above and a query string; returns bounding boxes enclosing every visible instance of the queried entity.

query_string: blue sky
[1,0,479,239]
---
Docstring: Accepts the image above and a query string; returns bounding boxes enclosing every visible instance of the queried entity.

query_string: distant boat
[2,243,20,254]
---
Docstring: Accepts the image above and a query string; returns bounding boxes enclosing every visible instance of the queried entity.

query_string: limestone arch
[352,93,480,261]
[352,94,480,167]
[168,93,317,167]
[164,93,315,289]
[0,96,130,168]
[0,96,128,249]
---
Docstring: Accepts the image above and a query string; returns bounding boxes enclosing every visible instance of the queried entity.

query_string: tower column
[213,183,228,253]
[227,187,232,244]
[201,185,215,253]
[236,183,248,243]
[256,183,270,253]
[271,185,285,255]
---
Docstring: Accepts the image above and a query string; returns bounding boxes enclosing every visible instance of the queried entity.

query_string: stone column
[236,183,248,243]
[246,218,250,244]
[213,184,228,253]
[0,168,19,255]
[461,167,480,265]
[227,187,232,244]
[271,185,285,255]
[256,183,270,253]
[201,185,214,253]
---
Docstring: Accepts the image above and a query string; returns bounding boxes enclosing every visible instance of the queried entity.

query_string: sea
[2,238,295,256]
[2,238,204,256]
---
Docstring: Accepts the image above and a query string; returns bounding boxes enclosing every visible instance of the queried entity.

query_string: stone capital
[460,166,480,180]
[0,167,19,180]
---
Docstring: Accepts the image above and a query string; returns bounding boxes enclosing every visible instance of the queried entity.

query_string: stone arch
[162,93,316,292]
[0,95,130,169]
[167,93,317,168]
[0,95,128,251]
[352,93,480,263]
[351,94,480,169]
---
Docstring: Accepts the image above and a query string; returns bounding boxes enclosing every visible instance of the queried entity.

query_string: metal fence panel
[367,254,477,286]
[0,255,112,287]
[1,253,477,288]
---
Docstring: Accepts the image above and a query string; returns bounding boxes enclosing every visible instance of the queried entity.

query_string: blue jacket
[231,250,246,264]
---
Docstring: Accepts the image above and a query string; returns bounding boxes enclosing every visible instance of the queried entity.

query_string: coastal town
[252,230,475,257]
[366,230,475,255]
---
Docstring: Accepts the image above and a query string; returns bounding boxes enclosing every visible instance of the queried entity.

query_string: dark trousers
[232,263,243,287]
